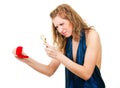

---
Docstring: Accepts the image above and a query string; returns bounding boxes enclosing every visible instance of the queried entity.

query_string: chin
[64,34,71,38]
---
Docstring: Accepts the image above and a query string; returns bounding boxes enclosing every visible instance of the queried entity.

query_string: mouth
[62,32,67,36]
[62,33,67,37]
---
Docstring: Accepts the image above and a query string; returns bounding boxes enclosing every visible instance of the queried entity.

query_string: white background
[0,0,120,88]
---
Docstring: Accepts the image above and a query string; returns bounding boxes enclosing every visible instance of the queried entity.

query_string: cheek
[57,29,62,34]
[68,24,73,33]
[68,28,73,35]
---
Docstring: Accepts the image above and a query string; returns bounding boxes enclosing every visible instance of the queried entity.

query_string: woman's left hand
[45,43,62,60]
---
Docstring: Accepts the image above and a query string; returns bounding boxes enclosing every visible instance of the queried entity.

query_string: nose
[57,26,64,33]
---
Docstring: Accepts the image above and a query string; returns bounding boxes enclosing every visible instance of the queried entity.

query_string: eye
[55,23,64,30]
[60,23,64,26]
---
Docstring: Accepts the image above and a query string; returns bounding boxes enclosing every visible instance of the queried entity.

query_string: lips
[16,46,29,58]
[62,32,67,36]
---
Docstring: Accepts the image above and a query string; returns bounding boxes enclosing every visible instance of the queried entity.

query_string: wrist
[57,53,65,62]
[21,57,31,63]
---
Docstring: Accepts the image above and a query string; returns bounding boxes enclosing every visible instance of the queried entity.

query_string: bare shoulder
[85,29,101,44]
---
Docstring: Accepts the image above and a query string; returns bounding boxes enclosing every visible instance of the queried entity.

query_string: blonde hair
[50,4,91,52]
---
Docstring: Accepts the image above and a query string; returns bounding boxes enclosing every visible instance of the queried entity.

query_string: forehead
[52,16,68,26]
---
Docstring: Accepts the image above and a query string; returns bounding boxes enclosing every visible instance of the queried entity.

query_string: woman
[13,4,105,88]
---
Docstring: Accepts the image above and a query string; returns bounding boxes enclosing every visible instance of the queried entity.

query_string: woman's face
[52,16,73,38]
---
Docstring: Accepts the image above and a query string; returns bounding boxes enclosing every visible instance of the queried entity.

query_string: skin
[13,16,102,81]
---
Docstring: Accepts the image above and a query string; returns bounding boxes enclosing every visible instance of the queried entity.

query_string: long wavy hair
[50,4,92,52]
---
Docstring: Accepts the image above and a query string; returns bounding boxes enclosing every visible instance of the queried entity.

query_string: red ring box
[16,46,29,58]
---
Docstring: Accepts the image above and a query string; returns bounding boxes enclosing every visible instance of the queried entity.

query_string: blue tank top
[65,30,105,88]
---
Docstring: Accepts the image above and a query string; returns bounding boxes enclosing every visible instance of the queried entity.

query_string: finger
[44,43,50,48]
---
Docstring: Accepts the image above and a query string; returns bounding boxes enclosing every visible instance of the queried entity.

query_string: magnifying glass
[40,34,47,43]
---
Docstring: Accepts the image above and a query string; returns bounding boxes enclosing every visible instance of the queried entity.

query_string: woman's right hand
[12,46,29,62]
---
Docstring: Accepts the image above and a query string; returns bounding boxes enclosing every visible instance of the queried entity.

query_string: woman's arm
[13,49,60,77]
[61,30,101,80]
[23,58,60,77]
[46,30,101,80]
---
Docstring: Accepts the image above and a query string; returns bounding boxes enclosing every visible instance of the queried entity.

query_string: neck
[72,33,80,42]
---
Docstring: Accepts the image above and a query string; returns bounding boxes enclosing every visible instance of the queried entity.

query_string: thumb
[44,42,49,48]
